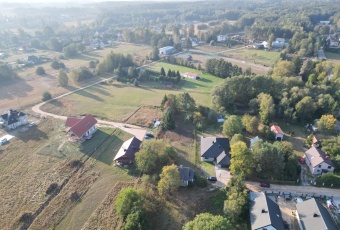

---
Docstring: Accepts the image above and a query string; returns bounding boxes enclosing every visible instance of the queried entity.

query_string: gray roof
[305,146,334,168]
[1,109,26,125]
[216,152,230,165]
[250,192,285,230]
[113,137,141,162]
[178,167,194,182]
[200,137,230,158]
[296,198,337,230]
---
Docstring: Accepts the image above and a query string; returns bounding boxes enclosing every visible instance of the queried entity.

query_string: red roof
[65,117,82,128]
[67,115,97,138]
[270,125,283,135]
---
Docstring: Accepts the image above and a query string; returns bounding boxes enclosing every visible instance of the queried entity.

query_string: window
[328,166,332,169]
[317,170,320,172]
[205,157,209,160]
[318,165,321,168]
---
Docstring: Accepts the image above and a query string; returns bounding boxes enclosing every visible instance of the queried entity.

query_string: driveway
[215,164,231,187]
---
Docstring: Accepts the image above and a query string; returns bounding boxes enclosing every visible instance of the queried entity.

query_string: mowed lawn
[325,51,340,65]
[226,48,280,66]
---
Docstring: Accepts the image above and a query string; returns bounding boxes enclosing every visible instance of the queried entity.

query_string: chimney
[124,149,127,152]
[261,209,267,213]
[313,213,319,217]
[180,165,183,168]
[218,145,221,148]
[212,141,215,144]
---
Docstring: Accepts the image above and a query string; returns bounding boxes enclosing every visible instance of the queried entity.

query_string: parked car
[259,182,270,188]
[0,138,8,145]
[299,158,305,164]
[145,133,154,138]
[207,176,217,181]
[284,194,292,200]
[28,122,35,127]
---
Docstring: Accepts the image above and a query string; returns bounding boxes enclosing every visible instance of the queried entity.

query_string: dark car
[0,138,8,145]
[145,133,154,138]
[259,182,270,188]
[299,158,305,164]
[207,176,217,181]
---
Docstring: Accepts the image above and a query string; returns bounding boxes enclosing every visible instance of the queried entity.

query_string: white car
[28,122,35,127]
[0,138,8,145]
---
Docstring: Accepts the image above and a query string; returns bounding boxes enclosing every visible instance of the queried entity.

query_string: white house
[304,146,335,175]
[178,166,194,186]
[159,46,176,55]
[65,115,98,142]
[200,137,230,167]
[0,109,27,130]
[250,192,285,230]
[182,72,200,80]
[270,125,284,140]
[217,35,227,42]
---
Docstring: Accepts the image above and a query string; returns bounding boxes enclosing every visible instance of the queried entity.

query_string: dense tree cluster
[96,52,134,75]
[71,67,94,83]
[205,59,243,79]
[0,63,16,80]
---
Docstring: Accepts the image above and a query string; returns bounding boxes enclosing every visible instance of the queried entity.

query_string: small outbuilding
[113,137,141,164]
[178,166,194,186]
[182,72,200,80]
[270,125,284,140]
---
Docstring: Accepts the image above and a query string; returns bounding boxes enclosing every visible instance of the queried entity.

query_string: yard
[224,48,280,67]
[325,51,340,65]
[0,117,137,229]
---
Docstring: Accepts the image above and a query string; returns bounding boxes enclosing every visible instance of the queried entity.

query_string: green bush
[36,66,45,75]
[195,174,208,188]
[316,173,340,187]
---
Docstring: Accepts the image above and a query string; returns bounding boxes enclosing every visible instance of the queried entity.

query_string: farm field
[0,117,136,229]
[0,43,152,112]
[224,48,280,66]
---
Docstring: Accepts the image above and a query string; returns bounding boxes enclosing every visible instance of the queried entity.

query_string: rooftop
[305,146,334,168]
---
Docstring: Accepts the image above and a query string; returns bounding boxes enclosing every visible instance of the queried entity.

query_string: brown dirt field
[125,106,161,127]
[81,182,135,230]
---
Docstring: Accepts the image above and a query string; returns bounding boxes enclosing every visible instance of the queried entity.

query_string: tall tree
[258,93,275,124]
[115,187,141,218]
[295,96,316,122]
[135,149,157,173]
[184,213,232,230]
[317,114,337,133]
[58,70,68,87]
[272,60,296,78]
[157,164,180,197]
[267,33,275,50]
[162,107,175,130]
[180,92,196,113]
[230,134,244,146]
[241,114,259,134]
[230,142,252,177]
[223,115,243,138]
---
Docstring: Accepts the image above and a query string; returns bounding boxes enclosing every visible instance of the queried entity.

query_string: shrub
[195,174,208,188]
[19,213,33,223]
[316,173,340,187]
[42,91,52,101]
[46,183,58,195]
[70,191,80,202]
[36,66,45,75]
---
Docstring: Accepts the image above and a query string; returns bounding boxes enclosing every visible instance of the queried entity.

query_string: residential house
[159,46,176,55]
[217,35,227,42]
[182,72,200,80]
[176,54,193,62]
[0,109,27,130]
[304,146,334,175]
[250,192,285,230]
[26,55,39,64]
[200,137,230,167]
[113,137,141,164]
[327,35,339,48]
[296,198,337,230]
[312,135,321,148]
[178,166,194,186]
[271,125,284,140]
[217,114,225,123]
[250,136,261,148]
[253,43,265,49]
[318,21,331,26]
[65,115,97,142]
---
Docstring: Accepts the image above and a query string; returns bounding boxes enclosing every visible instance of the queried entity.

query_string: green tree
[295,96,316,122]
[48,37,63,52]
[150,46,159,60]
[123,210,148,230]
[135,149,157,173]
[230,134,244,146]
[58,70,68,87]
[183,213,232,230]
[162,107,175,130]
[160,67,166,76]
[223,115,243,138]
[51,60,61,69]
[318,114,337,133]
[230,142,252,177]
[180,92,196,113]
[157,164,180,197]
[272,60,296,78]
[42,91,52,101]
[241,114,259,134]
[36,66,45,75]
[267,33,275,50]
[258,93,275,124]
[115,187,141,218]
[184,37,192,50]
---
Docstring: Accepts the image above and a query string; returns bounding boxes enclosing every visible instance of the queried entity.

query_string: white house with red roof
[65,115,97,142]
[182,72,200,80]
[270,125,284,140]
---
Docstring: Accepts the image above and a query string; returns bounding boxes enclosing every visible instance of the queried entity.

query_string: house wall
[275,134,284,140]
[312,162,334,174]
[201,157,214,162]
[180,180,188,186]
[296,210,303,230]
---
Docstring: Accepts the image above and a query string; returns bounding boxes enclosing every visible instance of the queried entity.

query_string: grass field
[325,51,340,65]
[225,48,280,66]
[0,117,136,229]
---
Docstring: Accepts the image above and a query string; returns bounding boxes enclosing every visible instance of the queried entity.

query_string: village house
[304,146,335,175]
[182,72,200,80]
[200,137,230,168]
[113,137,141,164]
[296,198,337,230]
[270,124,284,140]
[159,46,176,55]
[65,115,97,142]
[312,135,321,148]
[217,35,227,42]
[0,109,27,130]
[176,54,193,62]
[250,192,285,230]
[178,166,194,186]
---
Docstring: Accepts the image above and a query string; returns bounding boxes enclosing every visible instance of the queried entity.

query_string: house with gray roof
[296,198,337,230]
[178,166,194,186]
[113,137,141,164]
[0,109,27,130]
[250,192,285,230]
[304,146,334,175]
[200,136,230,167]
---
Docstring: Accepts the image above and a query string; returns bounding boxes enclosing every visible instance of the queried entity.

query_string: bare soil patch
[125,106,161,127]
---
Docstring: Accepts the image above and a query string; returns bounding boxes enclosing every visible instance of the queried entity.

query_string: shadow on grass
[89,84,112,97]
[79,129,111,155]
[17,126,48,143]
[0,77,34,100]
[182,80,207,90]
[74,88,104,102]
[199,78,212,83]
